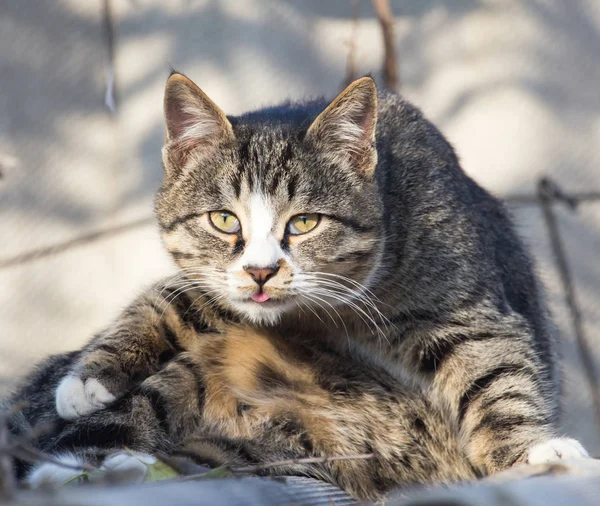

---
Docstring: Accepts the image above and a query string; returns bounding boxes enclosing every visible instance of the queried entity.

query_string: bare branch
[0,412,16,500]
[11,442,96,472]
[156,452,213,476]
[538,178,600,439]
[231,452,375,474]
[505,191,600,205]
[6,401,29,417]
[371,0,399,91]
[0,406,95,476]
[176,453,375,483]
[342,0,361,88]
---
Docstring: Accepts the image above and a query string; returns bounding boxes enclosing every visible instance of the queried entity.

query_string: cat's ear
[305,76,378,177]
[163,72,234,168]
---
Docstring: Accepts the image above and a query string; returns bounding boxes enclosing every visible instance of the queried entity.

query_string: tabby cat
[6,73,587,500]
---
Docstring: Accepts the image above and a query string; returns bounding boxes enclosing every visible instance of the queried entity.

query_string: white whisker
[308,286,391,344]
[300,292,346,335]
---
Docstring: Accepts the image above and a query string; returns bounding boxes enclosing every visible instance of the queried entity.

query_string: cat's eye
[209,211,241,234]
[288,214,320,235]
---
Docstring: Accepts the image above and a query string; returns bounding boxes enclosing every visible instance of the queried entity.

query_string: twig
[102,0,117,114]
[231,452,375,474]
[11,442,96,472]
[155,452,213,476]
[537,177,600,438]
[24,422,56,442]
[6,401,29,417]
[502,191,600,206]
[371,0,399,91]
[0,412,96,473]
[506,191,600,205]
[342,0,361,88]
[0,412,16,500]
[176,453,375,483]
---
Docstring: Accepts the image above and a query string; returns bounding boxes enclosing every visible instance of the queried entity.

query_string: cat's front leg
[28,352,209,487]
[56,375,118,420]
[55,283,201,420]
[416,317,588,473]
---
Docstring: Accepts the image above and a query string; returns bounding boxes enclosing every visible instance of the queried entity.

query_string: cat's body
[10,304,476,499]
[6,75,586,500]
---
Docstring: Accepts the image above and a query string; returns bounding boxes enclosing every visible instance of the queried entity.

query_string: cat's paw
[93,451,155,484]
[56,375,116,420]
[25,453,85,488]
[528,437,589,464]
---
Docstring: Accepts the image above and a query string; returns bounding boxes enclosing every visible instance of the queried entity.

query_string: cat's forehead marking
[247,193,274,240]
[238,192,281,268]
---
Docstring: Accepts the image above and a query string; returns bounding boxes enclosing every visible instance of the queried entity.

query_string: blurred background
[1,0,599,455]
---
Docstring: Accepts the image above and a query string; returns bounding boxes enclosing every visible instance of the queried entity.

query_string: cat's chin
[228,299,294,326]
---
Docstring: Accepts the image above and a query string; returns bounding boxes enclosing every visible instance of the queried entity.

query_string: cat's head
[156,73,384,325]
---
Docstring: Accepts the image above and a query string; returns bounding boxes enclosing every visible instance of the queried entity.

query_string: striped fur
[5,74,586,500]
[8,287,476,499]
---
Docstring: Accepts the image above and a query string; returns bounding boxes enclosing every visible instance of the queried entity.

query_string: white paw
[90,451,155,484]
[56,375,116,420]
[528,437,589,464]
[26,453,85,488]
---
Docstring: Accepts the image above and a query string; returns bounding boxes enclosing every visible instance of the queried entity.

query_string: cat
[5,73,587,501]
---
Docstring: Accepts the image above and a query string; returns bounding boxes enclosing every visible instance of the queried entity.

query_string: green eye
[209,211,241,234]
[288,214,320,235]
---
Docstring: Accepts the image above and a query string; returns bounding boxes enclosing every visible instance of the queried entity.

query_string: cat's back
[373,89,555,362]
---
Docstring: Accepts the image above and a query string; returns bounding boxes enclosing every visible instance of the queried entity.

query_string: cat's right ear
[305,76,378,178]
[163,72,234,169]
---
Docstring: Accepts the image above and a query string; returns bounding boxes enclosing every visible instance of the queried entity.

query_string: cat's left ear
[163,72,234,169]
[305,76,378,177]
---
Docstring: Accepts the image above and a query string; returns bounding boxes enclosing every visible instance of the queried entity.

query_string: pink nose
[244,265,279,286]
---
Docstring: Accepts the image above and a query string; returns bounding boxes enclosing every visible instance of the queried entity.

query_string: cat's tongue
[251,292,271,303]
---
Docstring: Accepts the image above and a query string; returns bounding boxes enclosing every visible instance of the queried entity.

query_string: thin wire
[537,178,600,438]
